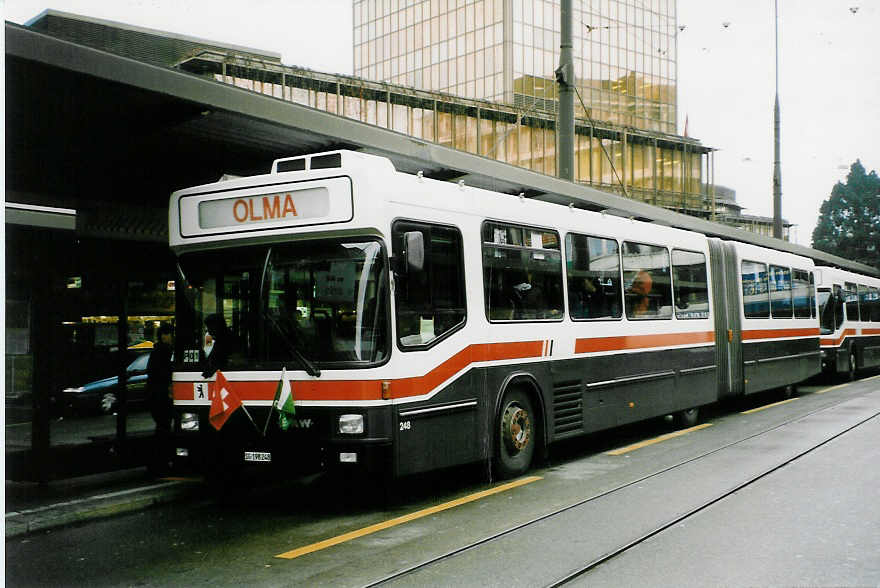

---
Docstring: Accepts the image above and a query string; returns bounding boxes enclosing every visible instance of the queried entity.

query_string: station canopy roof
[5,21,877,276]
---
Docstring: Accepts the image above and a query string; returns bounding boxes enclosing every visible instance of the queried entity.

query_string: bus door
[708,239,743,400]
[390,220,472,476]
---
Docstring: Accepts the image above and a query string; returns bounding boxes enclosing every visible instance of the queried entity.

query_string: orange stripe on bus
[574,331,714,354]
[741,327,819,341]
[820,328,857,347]
[821,327,880,346]
[390,340,544,399]
[173,340,545,402]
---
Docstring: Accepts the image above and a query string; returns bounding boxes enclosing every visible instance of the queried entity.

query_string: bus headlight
[338,414,364,434]
[180,412,200,431]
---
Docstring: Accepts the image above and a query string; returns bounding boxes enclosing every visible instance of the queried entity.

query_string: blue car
[63,352,151,415]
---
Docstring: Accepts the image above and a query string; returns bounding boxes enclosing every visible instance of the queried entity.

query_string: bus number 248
[399,420,412,431]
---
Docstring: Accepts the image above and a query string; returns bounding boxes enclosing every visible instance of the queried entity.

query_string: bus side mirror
[404,231,425,272]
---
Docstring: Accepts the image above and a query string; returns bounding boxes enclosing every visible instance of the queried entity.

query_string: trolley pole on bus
[556,0,575,182]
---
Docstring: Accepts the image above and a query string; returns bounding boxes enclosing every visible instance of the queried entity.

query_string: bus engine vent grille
[553,380,583,435]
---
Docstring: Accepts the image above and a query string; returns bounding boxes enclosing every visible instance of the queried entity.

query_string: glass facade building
[173,2,789,228]
[180,50,710,214]
[354,0,506,102]
[353,0,677,133]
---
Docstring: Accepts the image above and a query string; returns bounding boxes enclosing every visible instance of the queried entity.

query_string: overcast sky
[4,0,878,245]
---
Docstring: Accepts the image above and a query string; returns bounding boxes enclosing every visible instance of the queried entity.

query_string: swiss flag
[209,370,242,431]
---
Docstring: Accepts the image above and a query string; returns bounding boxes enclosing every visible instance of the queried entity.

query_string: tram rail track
[364,389,880,588]
[545,409,879,587]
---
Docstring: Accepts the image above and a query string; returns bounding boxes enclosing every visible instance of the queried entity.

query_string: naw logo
[282,417,314,430]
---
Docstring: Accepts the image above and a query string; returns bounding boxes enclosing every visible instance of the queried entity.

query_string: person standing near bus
[202,313,232,378]
[147,323,174,474]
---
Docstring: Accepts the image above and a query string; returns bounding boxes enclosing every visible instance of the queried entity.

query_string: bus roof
[170,149,878,277]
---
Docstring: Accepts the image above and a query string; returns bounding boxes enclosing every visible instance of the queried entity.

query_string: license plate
[244,451,272,463]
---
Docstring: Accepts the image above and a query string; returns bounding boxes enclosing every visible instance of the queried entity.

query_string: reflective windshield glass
[817,288,837,335]
[264,241,387,363]
[175,239,388,372]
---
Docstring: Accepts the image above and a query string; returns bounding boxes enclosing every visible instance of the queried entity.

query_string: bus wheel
[675,407,699,428]
[495,388,536,479]
[847,350,857,382]
[100,392,117,415]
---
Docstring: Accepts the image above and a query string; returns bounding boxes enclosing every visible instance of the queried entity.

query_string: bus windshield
[175,239,388,373]
[817,288,836,335]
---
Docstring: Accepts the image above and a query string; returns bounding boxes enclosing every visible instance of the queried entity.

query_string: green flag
[275,368,296,431]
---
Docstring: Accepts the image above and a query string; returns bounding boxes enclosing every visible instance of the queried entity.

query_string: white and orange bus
[169,150,835,480]
[816,266,880,379]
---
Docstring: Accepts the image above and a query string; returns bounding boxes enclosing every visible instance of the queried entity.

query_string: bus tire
[494,387,536,479]
[99,392,117,415]
[847,349,857,382]
[675,407,699,428]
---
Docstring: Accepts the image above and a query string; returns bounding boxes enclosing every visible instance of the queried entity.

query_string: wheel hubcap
[101,393,116,412]
[502,403,531,454]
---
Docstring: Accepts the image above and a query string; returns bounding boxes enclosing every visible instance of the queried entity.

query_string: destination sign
[198,187,330,229]
[176,177,353,238]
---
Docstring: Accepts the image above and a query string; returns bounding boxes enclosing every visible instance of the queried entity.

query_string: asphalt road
[6,375,880,587]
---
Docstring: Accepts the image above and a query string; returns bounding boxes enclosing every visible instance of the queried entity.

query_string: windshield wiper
[264,311,321,377]
[259,246,321,377]
[175,262,198,310]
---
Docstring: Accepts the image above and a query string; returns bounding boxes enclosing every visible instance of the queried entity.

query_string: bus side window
[482,222,564,322]
[742,260,769,318]
[770,265,793,318]
[622,241,672,320]
[845,282,860,321]
[871,286,880,322]
[565,233,621,320]
[392,220,466,348]
[672,249,709,319]
[858,284,871,323]
[792,269,813,319]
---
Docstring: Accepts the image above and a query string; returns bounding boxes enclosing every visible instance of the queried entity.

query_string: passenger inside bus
[626,270,653,318]
[267,293,313,359]
[571,277,600,318]
[510,270,553,319]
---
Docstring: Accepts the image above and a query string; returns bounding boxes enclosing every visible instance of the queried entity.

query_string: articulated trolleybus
[170,150,828,480]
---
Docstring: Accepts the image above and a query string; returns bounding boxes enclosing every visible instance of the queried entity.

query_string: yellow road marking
[275,475,542,560]
[740,397,797,414]
[817,372,880,393]
[815,383,848,395]
[605,423,713,456]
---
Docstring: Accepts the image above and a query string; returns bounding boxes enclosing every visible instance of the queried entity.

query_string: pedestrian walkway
[5,467,203,538]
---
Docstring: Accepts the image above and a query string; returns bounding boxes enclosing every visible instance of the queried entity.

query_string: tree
[811,160,880,270]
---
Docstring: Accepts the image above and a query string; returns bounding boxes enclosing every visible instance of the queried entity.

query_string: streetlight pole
[772,0,783,239]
